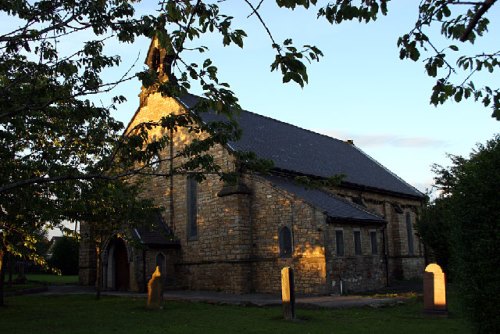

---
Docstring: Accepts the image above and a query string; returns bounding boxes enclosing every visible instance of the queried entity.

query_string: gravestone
[281,266,295,320]
[147,266,163,309]
[423,263,447,315]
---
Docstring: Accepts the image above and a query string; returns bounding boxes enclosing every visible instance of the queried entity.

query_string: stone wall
[78,222,96,286]
[325,223,386,293]
[325,186,425,283]
[128,91,256,294]
[141,248,180,290]
[247,176,328,295]
[177,262,252,293]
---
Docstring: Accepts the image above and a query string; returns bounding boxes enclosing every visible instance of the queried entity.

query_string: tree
[48,236,79,276]
[0,0,245,305]
[69,178,160,299]
[426,135,499,333]
[0,0,138,306]
[417,196,453,275]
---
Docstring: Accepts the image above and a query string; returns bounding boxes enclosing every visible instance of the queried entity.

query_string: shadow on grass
[1,289,472,334]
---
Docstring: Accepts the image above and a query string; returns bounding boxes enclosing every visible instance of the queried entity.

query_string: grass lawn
[25,274,79,285]
[1,294,471,334]
[3,283,45,293]
[4,274,78,294]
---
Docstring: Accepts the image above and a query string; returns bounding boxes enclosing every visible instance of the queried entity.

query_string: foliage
[416,196,453,276]
[47,236,79,276]
[295,174,346,188]
[428,134,500,333]
[2,294,471,334]
[33,229,51,263]
[0,0,148,306]
[397,0,499,119]
[65,178,159,298]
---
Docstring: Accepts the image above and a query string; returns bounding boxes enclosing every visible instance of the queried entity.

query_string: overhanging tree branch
[460,0,496,42]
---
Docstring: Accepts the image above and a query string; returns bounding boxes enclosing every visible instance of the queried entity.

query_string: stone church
[79,38,426,295]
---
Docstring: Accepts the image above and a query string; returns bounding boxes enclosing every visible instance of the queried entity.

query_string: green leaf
[409,47,420,61]
[454,89,463,103]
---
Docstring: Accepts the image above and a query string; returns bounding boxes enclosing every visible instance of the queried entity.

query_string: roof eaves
[320,189,386,224]
[133,228,144,244]
[340,180,426,201]
[272,167,424,200]
[145,241,181,249]
[326,216,387,225]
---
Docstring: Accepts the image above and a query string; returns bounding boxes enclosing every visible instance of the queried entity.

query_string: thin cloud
[317,130,448,149]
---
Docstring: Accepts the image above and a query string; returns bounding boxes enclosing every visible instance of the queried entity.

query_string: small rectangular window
[406,212,414,255]
[279,226,293,258]
[187,175,198,239]
[335,230,344,256]
[370,231,378,255]
[354,230,362,255]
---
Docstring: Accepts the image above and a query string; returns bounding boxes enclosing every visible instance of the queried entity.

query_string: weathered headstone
[147,266,163,309]
[423,263,447,315]
[281,266,295,320]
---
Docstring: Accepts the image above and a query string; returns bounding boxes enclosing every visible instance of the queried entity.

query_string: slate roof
[264,175,386,224]
[133,214,179,248]
[177,94,424,199]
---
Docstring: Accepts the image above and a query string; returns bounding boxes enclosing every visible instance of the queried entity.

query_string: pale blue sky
[2,1,499,195]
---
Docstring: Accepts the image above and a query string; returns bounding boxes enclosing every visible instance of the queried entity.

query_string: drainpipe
[169,128,175,233]
[248,177,255,293]
[381,202,390,288]
[382,225,389,287]
[290,201,295,252]
[142,249,147,292]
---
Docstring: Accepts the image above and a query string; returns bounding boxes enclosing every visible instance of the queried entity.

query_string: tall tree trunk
[0,247,5,307]
[7,252,13,287]
[17,260,25,282]
[95,245,102,300]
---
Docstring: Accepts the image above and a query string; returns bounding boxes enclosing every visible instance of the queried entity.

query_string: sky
[1,0,499,198]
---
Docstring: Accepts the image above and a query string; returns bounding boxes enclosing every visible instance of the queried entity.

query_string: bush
[417,197,453,277]
[430,135,500,334]
[48,236,79,275]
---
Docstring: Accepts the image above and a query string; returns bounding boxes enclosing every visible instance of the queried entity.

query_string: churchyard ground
[1,292,470,334]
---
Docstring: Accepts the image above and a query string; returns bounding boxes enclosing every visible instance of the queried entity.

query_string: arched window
[278,226,292,258]
[148,152,162,171]
[370,230,378,255]
[353,230,362,255]
[406,212,414,255]
[335,229,344,256]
